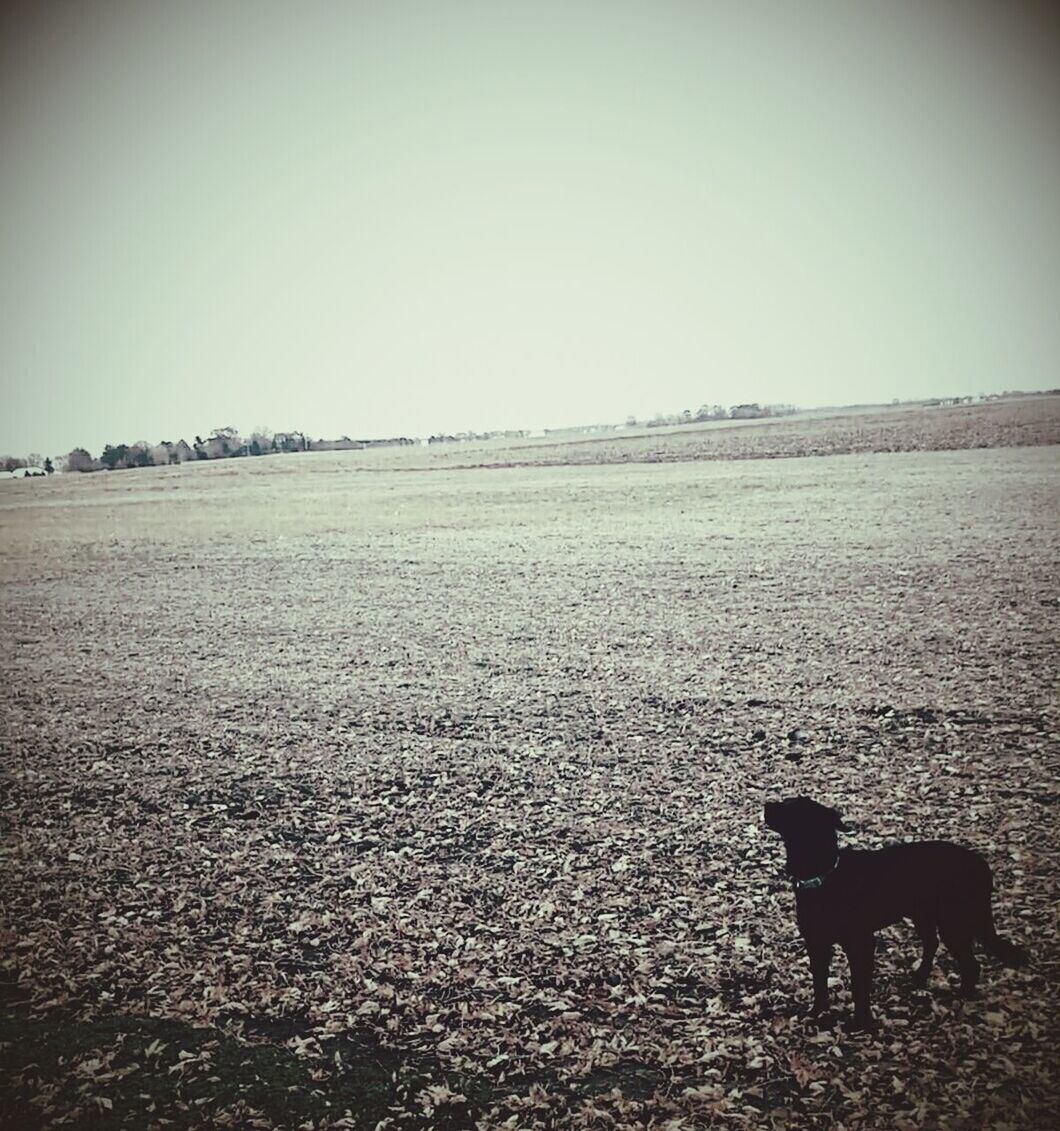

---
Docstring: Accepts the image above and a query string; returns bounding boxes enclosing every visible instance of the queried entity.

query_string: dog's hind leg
[940,925,980,997]
[912,920,938,987]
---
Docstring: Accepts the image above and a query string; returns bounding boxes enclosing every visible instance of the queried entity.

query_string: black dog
[764,797,1028,1029]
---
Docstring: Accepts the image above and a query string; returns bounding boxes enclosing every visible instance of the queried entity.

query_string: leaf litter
[0,434,1058,1129]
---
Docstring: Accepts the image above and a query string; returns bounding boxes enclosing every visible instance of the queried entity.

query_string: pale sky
[2,0,1058,457]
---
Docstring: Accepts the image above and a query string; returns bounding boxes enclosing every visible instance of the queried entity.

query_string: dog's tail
[978,906,1030,967]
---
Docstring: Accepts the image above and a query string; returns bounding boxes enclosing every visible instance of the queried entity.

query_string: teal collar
[793,854,840,890]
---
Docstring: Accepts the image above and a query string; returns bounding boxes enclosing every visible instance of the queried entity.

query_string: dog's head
[765,797,846,836]
[764,797,846,880]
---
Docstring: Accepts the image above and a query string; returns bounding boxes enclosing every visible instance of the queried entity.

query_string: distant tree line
[1,454,53,474]
[9,390,1054,476]
[3,454,50,473]
[429,429,530,444]
[636,403,800,428]
[50,426,419,473]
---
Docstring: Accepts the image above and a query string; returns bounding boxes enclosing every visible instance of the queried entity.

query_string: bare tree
[64,448,96,473]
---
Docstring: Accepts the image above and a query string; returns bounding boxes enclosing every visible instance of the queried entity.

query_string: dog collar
[792,854,840,890]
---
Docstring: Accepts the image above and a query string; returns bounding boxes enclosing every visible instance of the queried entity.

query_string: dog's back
[831,841,993,935]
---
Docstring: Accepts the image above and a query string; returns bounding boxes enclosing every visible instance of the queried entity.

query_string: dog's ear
[827,806,848,831]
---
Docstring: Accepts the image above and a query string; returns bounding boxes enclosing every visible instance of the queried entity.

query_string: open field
[395,396,1060,470]
[1,403,1058,1128]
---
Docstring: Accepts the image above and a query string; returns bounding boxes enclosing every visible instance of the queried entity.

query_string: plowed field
[1,401,1058,1129]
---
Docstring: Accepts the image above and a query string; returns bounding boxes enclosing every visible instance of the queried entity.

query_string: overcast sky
[2,0,1058,456]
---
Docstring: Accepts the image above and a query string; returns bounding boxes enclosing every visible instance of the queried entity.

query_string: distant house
[272,431,308,453]
[730,403,768,419]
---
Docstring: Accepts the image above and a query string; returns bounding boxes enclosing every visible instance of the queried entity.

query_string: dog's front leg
[807,942,832,1016]
[844,936,876,1030]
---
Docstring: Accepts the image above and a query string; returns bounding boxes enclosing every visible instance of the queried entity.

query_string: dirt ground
[1,403,1058,1128]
